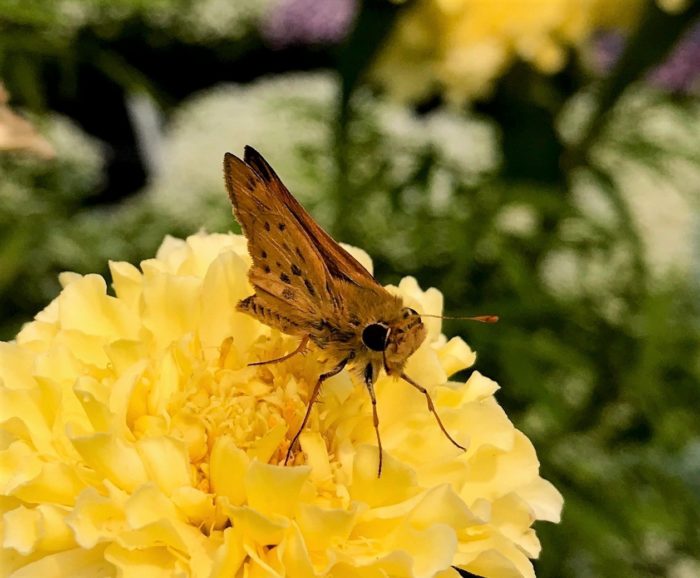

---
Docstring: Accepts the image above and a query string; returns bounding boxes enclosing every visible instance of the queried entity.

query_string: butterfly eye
[402,308,418,319]
[362,323,389,352]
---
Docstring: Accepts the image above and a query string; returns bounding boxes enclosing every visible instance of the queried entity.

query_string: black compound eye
[362,323,389,352]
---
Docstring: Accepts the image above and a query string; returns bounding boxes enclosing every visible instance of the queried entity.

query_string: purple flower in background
[592,19,700,94]
[647,21,700,93]
[262,0,358,48]
[591,32,626,74]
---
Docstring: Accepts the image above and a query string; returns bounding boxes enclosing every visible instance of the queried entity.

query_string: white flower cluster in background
[55,0,271,41]
[542,87,700,313]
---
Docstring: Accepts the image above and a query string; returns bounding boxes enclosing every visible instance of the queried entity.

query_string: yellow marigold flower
[374,0,645,102]
[0,232,562,578]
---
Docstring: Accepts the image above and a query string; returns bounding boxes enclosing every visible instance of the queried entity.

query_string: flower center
[162,335,316,493]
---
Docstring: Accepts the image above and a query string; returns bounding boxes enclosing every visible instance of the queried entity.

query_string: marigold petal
[299,432,332,482]
[210,526,247,578]
[135,437,191,495]
[210,436,248,505]
[0,343,34,390]
[57,274,139,339]
[245,461,310,519]
[12,462,89,506]
[435,568,462,578]
[249,423,287,465]
[464,370,501,402]
[104,543,176,578]
[459,397,515,457]
[386,523,457,578]
[104,341,149,379]
[33,504,76,552]
[350,445,419,508]
[154,234,188,266]
[199,250,261,353]
[108,261,142,311]
[107,361,149,436]
[0,388,53,455]
[124,484,181,530]
[516,478,564,524]
[408,484,480,530]
[3,505,40,554]
[70,434,149,493]
[8,545,113,578]
[458,533,535,578]
[171,487,214,527]
[3,502,76,556]
[74,378,111,433]
[67,488,126,549]
[140,269,202,350]
[461,432,540,506]
[297,502,359,551]
[280,524,316,578]
[437,337,476,377]
[0,441,42,496]
[404,342,447,388]
[491,493,540,557]
[225,505,288,545]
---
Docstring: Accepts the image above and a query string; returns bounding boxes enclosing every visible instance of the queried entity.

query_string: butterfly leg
[285,356,349,466]
[250,335,310,367]
[363,363,383,478]
[400,373,466,452]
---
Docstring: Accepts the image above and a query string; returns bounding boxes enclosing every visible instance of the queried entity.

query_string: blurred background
[1,0,699,576]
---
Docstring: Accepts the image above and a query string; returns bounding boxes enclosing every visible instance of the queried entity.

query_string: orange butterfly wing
[224,152,334,331]
[242,146,383,291]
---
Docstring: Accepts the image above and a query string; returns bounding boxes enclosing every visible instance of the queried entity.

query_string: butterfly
[224,146,496,476]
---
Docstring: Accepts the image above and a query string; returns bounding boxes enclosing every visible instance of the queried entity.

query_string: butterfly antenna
[420,314,499,323]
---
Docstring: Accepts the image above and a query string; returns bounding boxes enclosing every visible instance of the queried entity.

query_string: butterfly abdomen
[238,296,304,335]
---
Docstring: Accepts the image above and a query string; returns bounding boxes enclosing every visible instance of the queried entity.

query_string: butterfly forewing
[223,152,334,331]
[242,146,383,291]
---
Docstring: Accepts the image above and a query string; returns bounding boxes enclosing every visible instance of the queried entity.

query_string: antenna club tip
[475,315,499,323]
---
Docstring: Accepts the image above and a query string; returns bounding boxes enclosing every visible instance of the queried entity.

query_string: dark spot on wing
[291,264,302,276]
[264,221,271,232]
[276,261,282,268]
[263,264,271,274]
[295,247,306,263]
[280,273,291,284]
[278,223,286,231]
[304,279,316,296]
[261,250,267,259]
[246,176,256,190]
[282,288,294,300]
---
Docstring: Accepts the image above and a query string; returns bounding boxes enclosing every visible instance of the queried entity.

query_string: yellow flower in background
[0,232,562,578]
[374,0,645,102]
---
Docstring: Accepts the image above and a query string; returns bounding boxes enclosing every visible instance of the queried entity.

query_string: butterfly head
[361,307,427,376]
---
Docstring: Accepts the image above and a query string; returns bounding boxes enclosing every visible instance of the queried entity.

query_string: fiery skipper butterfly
[224,146,496,476]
